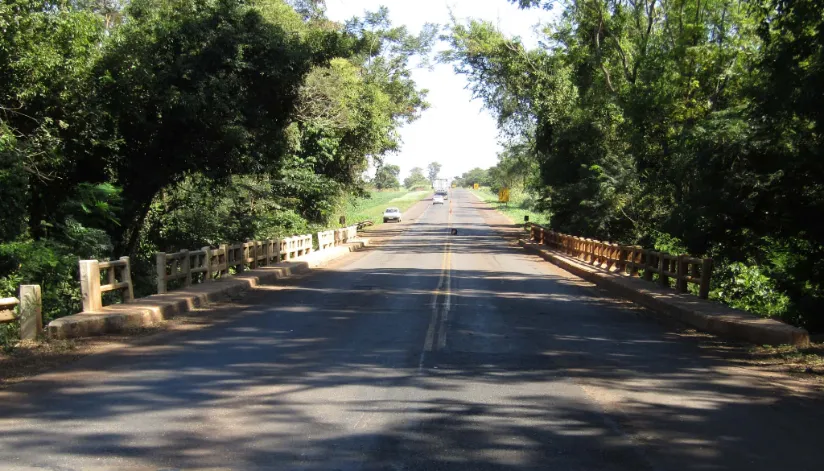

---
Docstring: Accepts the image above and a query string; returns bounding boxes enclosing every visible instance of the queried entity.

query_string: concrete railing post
[202,246,213,282]
[658,254,669,287]
[236,245,245,274]
[181,250,191,287]
[120,256,134,301]
[156,252,167,294]
[19,284,42,340]
[643,251,655,281]
[676,255,688,293]
[699,259,713,299]
[79,260,103,312]
[219,244,228,275]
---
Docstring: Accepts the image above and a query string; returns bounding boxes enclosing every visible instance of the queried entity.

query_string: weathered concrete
[48,239,369,339]
[520,239,809,347]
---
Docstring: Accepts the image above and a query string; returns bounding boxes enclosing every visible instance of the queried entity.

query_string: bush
[711,262,791,319]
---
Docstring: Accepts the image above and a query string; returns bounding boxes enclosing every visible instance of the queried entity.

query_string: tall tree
[404,166,429,189]
[445,0,824,330]
[427,161,442,184]
[373,164,401,189]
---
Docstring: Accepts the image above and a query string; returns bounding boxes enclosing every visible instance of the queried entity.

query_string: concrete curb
[48,240,369,339]
[520,239,810,347]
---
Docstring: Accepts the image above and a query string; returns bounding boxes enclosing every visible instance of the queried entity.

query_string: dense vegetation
[0,0,434,343]
[445,0,824,331]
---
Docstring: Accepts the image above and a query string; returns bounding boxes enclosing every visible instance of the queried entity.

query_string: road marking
[419,197,454,370]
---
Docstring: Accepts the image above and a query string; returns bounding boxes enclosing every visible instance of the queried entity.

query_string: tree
[0,0,434,340]
[454,168,489,188]
[373,164,401,189]
[427,161,442,185]
[404,167,429,189]
[445,0,824,331]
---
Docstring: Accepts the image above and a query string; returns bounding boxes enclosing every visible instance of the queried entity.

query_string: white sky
[324,0,552,180]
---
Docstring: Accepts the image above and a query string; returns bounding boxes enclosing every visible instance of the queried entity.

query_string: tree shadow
[1,254,823,469]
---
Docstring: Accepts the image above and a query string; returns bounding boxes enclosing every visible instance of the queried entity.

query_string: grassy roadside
[343,189,430,227]
[470,187,550,226]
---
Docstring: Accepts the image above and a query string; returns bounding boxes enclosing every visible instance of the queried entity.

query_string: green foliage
[454,167,491,188]
[373,164,401,189]
[427,161,442,184]
[446,0,824,331]
[471,186,550,227]
[712,263,790,319]
[0,0,432,345]
[403,167,430,189]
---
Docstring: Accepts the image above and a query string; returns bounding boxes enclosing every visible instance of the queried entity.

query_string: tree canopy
[0,0,433,341]
[427,161,442,184]
[373,164,401,189]
[444,0,824,331]
[404,167,429,189]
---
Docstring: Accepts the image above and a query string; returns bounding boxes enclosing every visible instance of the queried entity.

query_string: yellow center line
[420,198,454,364]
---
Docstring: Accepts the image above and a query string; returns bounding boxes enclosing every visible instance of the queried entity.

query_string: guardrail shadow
[1,264,823,470]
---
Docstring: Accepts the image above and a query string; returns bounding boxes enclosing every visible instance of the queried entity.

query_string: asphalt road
[1,189,823,470]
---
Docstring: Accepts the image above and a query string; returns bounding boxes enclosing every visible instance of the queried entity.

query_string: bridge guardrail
[79,225,358,313]
[0,285,42,340]
[529,224,713,298]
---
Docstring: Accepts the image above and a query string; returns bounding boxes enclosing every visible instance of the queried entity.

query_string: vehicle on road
[434,178,449,199]
[433,195,444,205]
[382,208,402,223]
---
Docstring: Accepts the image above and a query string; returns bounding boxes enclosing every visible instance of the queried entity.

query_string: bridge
[0,189,822,470]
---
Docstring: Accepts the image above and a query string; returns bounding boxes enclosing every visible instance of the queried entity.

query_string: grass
[748,342,824,377]
[470,187,550,226]
[342,189,431,227]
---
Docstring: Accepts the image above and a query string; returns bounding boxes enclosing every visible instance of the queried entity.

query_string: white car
[433,195,444,205]
[383,207,402,223]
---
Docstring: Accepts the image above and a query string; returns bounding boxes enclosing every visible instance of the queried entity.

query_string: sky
[324,0,552,181]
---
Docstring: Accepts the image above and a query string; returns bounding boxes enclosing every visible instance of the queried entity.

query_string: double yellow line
[422,198,454,354]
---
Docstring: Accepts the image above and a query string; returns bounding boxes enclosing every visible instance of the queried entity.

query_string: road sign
[473,183,479,190]
[498,188,510,203]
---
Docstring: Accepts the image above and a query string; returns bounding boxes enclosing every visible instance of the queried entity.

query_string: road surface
[1,189,822,470]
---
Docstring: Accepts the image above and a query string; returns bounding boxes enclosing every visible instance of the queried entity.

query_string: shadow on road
[1,192,823,470]
[1,258,823,470]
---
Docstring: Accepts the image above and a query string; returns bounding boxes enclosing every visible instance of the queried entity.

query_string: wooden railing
[530,224,713,299]
[0,286,44,341]
[156,236,310,294]
[0,285,42,340]
[280,234,313,260]
[335,226,357,245]
[153,226,365,296]
[78,224,359,307]
[79,257,134,312]
[318,230,335,250]
[1,297,20,326]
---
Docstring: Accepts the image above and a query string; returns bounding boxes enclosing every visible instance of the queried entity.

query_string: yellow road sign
[473,183,479,190]
[498,187,510,203]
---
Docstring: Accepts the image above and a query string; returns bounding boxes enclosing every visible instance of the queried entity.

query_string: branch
[609,35,633,83]
[595,18,616,93]
[633,0,657,81]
